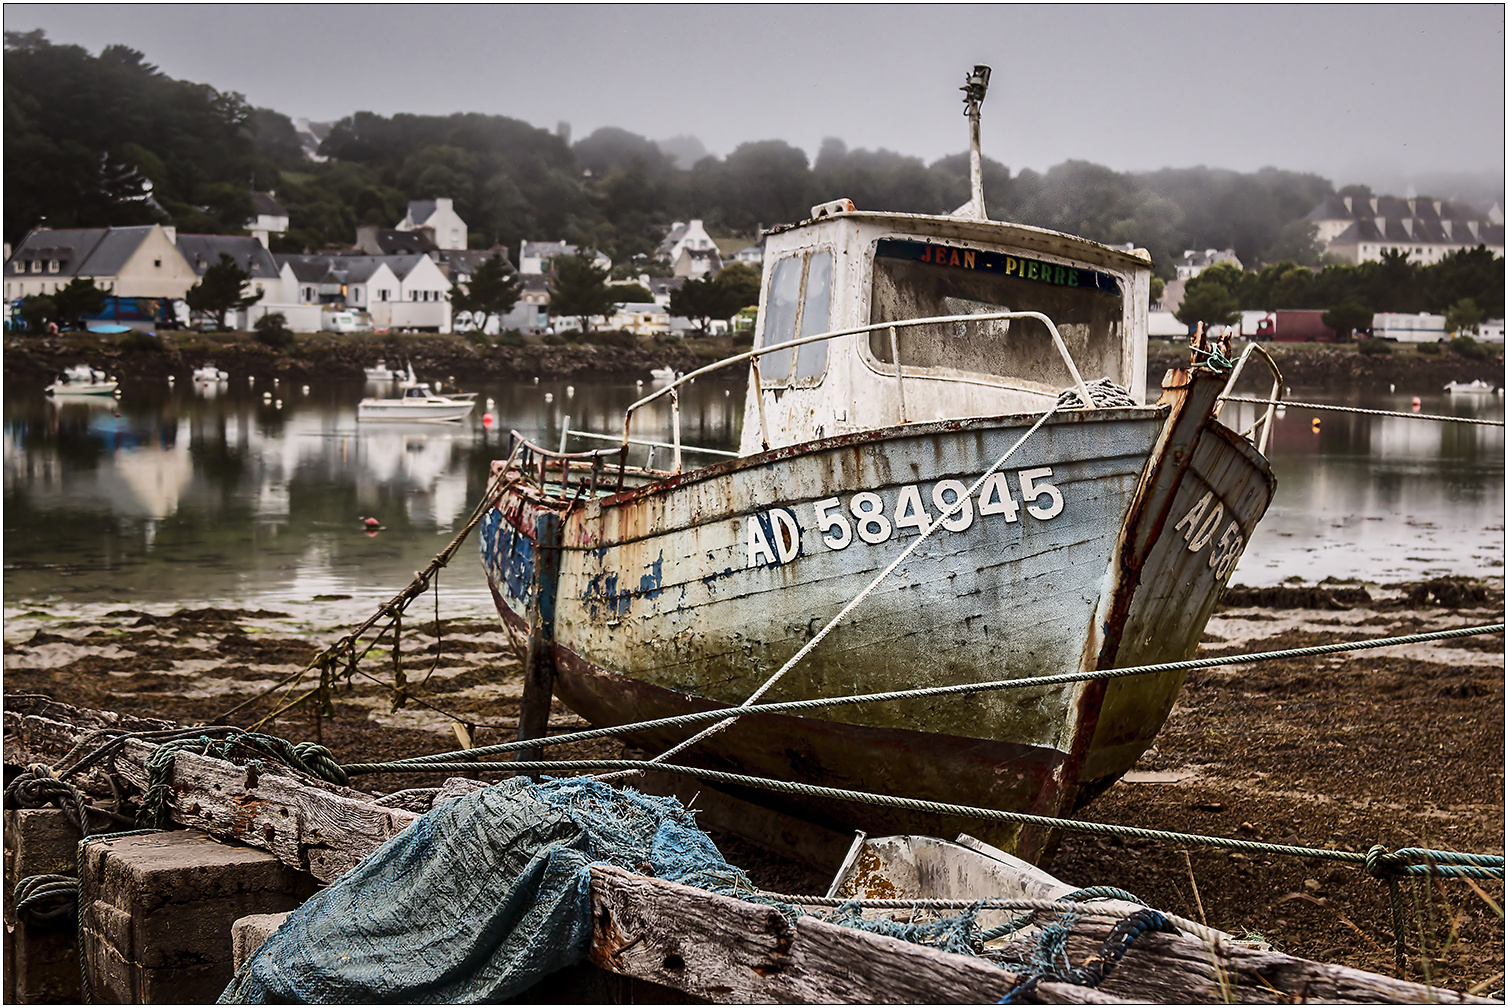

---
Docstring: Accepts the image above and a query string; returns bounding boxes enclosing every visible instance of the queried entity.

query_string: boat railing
[621,310,1095,473]
[502,429,678,500]
[1214,341,1285,456]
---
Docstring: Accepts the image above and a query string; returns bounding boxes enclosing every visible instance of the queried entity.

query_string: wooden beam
[4,699,1488,1005]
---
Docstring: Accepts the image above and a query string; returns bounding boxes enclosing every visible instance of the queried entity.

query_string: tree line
[1175,246,1504,337]
[5,29,1415,282]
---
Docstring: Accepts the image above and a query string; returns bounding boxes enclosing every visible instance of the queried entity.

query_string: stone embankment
[6,330,1502,389]
[2,332,727,386]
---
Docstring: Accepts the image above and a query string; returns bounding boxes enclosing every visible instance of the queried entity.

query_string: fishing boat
[45,364,118,396]
[1443,379,1496,395]
[479,67,1282,862]
[358,376,477,423]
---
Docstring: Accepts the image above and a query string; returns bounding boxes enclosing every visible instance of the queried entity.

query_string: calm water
[4,375,1502,619]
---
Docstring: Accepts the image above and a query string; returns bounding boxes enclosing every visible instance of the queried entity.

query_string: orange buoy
[1311,418,1321,431]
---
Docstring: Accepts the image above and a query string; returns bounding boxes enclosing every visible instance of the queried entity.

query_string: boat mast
[961,65,992,220]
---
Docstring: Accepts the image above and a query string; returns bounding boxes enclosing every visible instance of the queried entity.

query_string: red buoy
[482,413,494,429]
[362,516,380,529]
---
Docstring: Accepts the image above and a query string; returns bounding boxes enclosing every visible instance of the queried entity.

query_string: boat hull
[481,372,1274,859]
[358,400,475,422]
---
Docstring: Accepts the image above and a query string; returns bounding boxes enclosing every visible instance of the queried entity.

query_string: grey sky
[6,4,1504,190]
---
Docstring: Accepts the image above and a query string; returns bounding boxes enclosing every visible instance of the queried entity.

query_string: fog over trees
[6,30,1503,293]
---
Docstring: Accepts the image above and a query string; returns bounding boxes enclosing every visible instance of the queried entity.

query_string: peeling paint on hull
[482,375,1274,861]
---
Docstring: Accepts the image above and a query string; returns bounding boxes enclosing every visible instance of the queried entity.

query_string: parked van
[322,310,372,334]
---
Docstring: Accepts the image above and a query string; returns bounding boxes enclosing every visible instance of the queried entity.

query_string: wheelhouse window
[868,239,1125,388]
[755,249,833,386]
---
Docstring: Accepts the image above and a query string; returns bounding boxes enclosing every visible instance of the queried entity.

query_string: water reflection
[2,376,1500,610]
[3,377,744,609]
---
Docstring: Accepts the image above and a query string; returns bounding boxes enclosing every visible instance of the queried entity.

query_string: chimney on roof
[1342,196,1352,213]
[161,225,176,243]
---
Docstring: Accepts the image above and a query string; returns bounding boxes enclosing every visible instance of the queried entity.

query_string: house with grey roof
[1307,194,1505,265]
[354,225,439,257]
[655,219,716,263]
[397,197,468,251]
[672,245,723,279]
[518,240,610,275]
[1175,248,1242,281]
[247,192,289,248]
[4,224,197,302]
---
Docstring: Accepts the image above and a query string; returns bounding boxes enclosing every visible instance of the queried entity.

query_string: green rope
[136,732,348,829]
[343,622,1504,774]
[339,757,1506,880]
[976,887,1149,944]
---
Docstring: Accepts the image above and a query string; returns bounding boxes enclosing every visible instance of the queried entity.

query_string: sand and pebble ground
[4,575,1502,995]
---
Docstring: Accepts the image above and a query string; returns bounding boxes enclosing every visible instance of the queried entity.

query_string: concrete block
[79,830,315,1004]
[231,912,292,970]
[4,808,84,1004]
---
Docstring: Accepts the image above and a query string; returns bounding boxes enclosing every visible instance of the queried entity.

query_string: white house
[398,198,468,251]
[378,254,453,332]
[656,219,716,264]
[1307,194,1506,265]
[1174,248,1241,281]
[177,233,304,330]
[672,246,722,279]
[246,192,290,248]
[4,225,196,301]
[518,240,610,275]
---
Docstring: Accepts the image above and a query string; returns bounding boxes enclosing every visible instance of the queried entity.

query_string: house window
[47,260,59,273]
[154,259,162,267]
[29,260,40,274]
[379,289,388,301]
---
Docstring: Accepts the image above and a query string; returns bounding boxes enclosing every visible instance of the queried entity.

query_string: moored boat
[478,68,1282,862]
[1444,379,1496,395]
[46,364,118,396]
[358,379,477,422]
[193,365,228,382]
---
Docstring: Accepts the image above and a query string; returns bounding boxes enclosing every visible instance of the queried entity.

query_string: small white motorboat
[650,366,679,384]
[193,366,229,382]
[46,365,118,396]
[358,381,477,423]
[1443,379,1496,395]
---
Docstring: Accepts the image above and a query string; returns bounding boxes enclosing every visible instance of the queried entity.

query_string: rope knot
[1365,844,1406,878]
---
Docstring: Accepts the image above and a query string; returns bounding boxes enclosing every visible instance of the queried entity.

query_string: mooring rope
[205,467,513,731]
[338,756,1507,882]
[1220,395,1505,427]
[346,621,1504,772]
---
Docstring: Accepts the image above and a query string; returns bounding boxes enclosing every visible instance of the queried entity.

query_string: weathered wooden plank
[587,864,1124,1005]
[4,700,1489,1005]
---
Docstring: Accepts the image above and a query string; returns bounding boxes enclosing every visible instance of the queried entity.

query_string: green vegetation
[253,312,294,350]
[449,253,523,332]
[547,251,616,333]
[184,254,262,330]
[1175,247,1504,332]
[669,263,763,335]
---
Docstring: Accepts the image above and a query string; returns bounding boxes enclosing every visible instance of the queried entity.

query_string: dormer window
[48,260,60,273]
[29,260,41,274]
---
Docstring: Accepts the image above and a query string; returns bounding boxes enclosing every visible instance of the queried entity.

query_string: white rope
[1220,395,1505,427]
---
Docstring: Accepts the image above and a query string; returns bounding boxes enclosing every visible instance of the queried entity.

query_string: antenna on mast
[960,65,992,220]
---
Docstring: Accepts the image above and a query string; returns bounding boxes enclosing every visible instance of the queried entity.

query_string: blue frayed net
[219,776,1005,1003]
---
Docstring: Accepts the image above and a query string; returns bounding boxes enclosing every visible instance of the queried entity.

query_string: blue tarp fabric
[219,776,757,1004]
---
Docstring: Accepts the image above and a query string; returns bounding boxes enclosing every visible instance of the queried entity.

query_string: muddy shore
[5,329,1503,389]
[3,576,1502,995]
